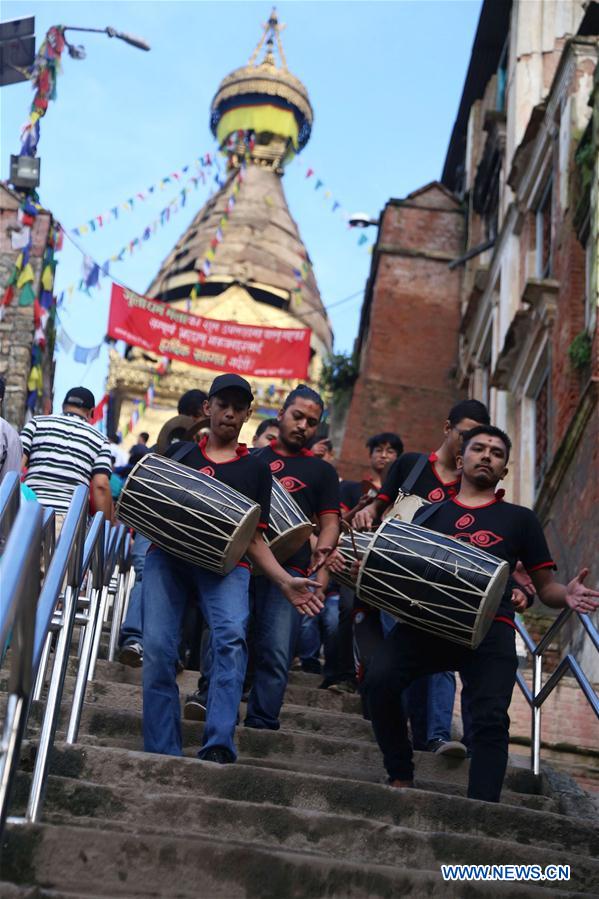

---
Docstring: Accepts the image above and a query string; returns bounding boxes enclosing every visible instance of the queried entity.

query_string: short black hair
[366,432,404,455]
[448,399,490,427]
[255,418,279,439]
[139,432,150,442]
[462,425,512,462]
[282,384,324,411]
[178,389,208,417]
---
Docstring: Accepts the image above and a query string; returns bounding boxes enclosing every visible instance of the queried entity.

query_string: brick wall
[339,184,465,480]
[0,186,53,429]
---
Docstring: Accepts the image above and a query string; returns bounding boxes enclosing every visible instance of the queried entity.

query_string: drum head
[470,559,510,649]
[268,522,313,563]
[220,503,262,574]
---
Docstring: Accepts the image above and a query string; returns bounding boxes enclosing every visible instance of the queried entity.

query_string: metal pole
[107,568,125,661]
[88,583,110,682]
[66,585,100,744]
[32,630,52,702]
[27,583,78,822]
[532,653,543,776]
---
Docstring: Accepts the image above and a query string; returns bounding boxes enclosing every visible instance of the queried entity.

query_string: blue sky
[1,0,482,408]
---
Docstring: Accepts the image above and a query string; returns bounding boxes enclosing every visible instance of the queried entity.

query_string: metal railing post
[25,487,88,823]
[0,501,43,837]
[531,653,543,776]
[66,513,105,744]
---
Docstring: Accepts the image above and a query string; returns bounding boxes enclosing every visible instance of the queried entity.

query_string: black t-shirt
[165,437,271,530]
[379,451,460,505]
[255,442,340,572]
[413,495,555,618]
[340,479,366,513]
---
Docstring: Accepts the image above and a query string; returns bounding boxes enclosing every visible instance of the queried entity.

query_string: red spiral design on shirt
[455,513,475,529]
[270,459,285,473]
[279,475,306,493]
[199,465,215,477]
[428,487,445,502]
[470,530,502,548]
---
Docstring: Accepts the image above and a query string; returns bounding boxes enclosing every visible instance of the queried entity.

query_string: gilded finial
[248,8,288,70]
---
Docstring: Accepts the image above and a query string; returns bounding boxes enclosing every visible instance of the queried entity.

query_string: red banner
[107,284,312,379]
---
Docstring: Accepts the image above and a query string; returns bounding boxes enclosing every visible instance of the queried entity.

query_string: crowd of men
[3,372,597,803]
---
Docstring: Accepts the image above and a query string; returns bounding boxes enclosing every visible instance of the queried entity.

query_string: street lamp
[63,25,151,54]
[348,212,379,228]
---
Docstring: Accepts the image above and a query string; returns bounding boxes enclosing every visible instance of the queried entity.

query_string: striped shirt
[20,413,112,512]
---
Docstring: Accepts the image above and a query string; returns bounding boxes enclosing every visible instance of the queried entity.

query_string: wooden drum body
[265,477,313,563]
[116,453,260,575]
[356,519,509,649]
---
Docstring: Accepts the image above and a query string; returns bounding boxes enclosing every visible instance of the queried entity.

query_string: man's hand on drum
[281,576,324,617]
[353,503,376,532]
[325,548,345,575]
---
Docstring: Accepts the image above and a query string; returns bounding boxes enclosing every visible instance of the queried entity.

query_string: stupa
[107,10,332,446]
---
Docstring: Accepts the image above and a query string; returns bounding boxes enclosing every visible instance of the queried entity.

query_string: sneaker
[427,739,467,759]
[118,642,143,668]
[328,679,358,695]
[199,746,235,764]
[184,690,207,721]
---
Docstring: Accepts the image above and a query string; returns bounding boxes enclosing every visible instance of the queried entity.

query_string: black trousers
[365,620,517,802]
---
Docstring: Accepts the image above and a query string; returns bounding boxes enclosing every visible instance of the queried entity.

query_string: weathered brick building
[0,183,55,429]
[339,184,463,480]
[340,0,598,678]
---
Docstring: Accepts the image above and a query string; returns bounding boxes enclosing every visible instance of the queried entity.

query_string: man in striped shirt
[20,387,113,523]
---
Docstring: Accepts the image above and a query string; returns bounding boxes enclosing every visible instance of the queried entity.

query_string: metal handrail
[24,486,89,823]
[514,610,599,775]
[0,472,21,551]
[0,501,44,836]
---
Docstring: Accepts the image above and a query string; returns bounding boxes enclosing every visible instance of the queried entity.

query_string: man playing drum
[365,424,599,802]
[142,374,322,764]
[245,385,341,731]
[353,400,490,756]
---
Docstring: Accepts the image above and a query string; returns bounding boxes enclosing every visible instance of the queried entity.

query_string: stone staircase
[1,661,599,897]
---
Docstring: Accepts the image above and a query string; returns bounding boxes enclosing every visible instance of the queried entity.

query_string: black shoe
[300,660,322,675]
[184,690,208,721]
[199,746,235,764]
[427,739,467,759]
[118,642,143,668]
[319,677,336,690]
[328,679,358,695]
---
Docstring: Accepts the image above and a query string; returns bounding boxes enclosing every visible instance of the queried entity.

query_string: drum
[264,478,313,562]
[383,490,430,522]
[355,518,509,649]
[333,530,373,590]
[116,453,261,575]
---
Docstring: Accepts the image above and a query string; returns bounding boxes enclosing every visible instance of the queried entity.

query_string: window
[536,179,553,279]
[496,37,509,113]
[534,376,549,490]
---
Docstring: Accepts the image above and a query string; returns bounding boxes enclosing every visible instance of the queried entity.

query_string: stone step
[39,743,585,843]
[11,766,599,864]
[0,820,589,898]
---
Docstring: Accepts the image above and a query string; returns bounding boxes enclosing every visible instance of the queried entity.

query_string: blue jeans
[298,592,340,678]
[380,613,456,745]
[119,533,151,647]
[245,568,301,729]
[142,548,250,758]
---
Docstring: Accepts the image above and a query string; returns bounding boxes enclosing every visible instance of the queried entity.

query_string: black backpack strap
[400,453,430,495]
[413,498,451,527]
[166,440,195,465]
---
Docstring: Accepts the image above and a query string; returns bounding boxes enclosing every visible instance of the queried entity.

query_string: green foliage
[568,331,592,371]
[320,351,359,402]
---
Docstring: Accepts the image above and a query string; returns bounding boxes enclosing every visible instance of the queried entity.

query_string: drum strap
[167,441,196,465]
[412,499,450,526]
[400,453,430,495]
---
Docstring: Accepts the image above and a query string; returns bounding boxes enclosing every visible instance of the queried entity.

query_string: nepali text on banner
[107,283,312,379]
